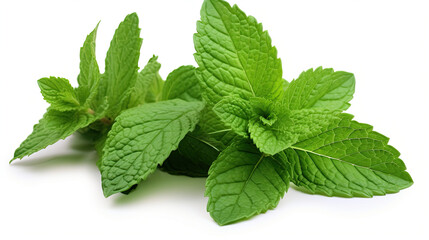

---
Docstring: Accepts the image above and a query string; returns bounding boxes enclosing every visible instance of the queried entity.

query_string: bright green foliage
[248,116,293,155]
[137,56,164,103]
[195,0,412,226]
[282,79,290,92]
[250,97,287,128]
[11,1,414,227]
[206,140,289,225]
[159,66,219,177]
[247,98,293,155]
[249,107,341,155]
[212,95,342,155]
[100,99,205,197]
[102,13,142,118]
[198,108,238,148]
[12,21,107,162]
[76,23,101,106]
[37,77,80,111]
[139,56,164,104]
[162,65,201,101]
[12,107,106,161]
[213,96,253,137]
[12,13,152,165]
[129,56,163,107]
[283,67,355,111]
[194,0,283,106]
[286,114,413,197]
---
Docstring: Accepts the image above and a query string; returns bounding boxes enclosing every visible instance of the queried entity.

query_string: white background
[1,0,428,239]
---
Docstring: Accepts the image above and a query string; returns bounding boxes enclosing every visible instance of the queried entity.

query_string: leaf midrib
[289,146,400,177]
[224,153,265,221]
[187,134,220,152]
[209,1,256,97]
[104,105,198,195]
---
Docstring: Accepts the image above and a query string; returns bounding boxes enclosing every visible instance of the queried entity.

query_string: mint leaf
[198,108,239,149]
[247,106,293,155]
[206,140,289,225]
[194,0,283,106]
[286,114,413,197]
[161,107,240,178]
[248,98,341,155]
[162,107,240,177]
[283,67,355,111]
[282,79,290,92]
[12,107,106,161]
[213,95,253,137]
[161,127,220,177]
[76,23,101,106]
[129,56,163,107]
[247,97,291,155]
[100,99,205,197]
[102,12,142,118]
[37,77,80,111]
[162,65,201,101]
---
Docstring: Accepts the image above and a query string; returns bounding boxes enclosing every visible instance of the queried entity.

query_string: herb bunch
[11,0,413,226]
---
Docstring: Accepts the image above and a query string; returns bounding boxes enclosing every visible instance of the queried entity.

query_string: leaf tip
[102,188,114,198]
[126,12,139,20]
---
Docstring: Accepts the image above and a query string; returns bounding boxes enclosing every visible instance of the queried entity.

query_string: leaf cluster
[11,0,413,226]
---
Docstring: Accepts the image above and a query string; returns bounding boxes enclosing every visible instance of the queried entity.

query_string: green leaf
[162,107,241,178]
[213,95,253,137]
[248,98,341,155]
[102,12,142,118]
[206,140,289,225]
[161,127,220,177]
[194,0,283,106]
[76,23,101,106]
[248,110,293,155]
[286,113,413,197]
[283,67,355,111]
[129,55,163,107]
[282,79,290,92]
[247,98,291,155]
[198,108,240,149]
[162,65,201,101]
[100,99,205,197]
[37,77,80,111]
[12,107,106,161]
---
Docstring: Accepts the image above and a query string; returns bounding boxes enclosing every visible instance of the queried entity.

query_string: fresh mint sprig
[11,13,209,195]
[11,0,413,226]
[194,0,413,225]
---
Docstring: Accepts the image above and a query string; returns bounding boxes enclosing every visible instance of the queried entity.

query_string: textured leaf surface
[248,98,341,155]
[194,0,283,106]
[37,77,80,111]
[12,108,106,161]
[213,96,253,137]
[129,56,163,107]
[102,13,142,118]
[283,67,355,111]
[248,107,293,156]
[206,140,289,225]
[162,65,201,102]
[198,108,239,149]
[162,127,220,177]
[162,108,240,177]
[286,114,413,197]
[100,99,205,197]
[282,79,290,92]
[76,23,101,106]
